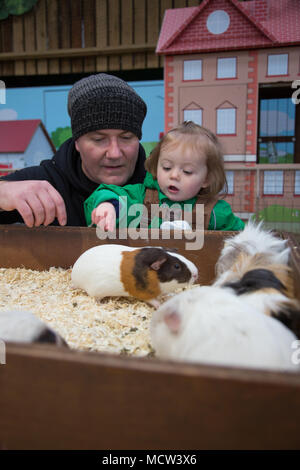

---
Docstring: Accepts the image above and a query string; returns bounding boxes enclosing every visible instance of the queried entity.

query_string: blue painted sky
[0,80,164,143]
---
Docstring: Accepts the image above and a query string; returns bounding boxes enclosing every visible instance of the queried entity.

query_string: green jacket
[84,172,245,231]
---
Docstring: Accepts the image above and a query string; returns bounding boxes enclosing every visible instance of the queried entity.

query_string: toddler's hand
[91,202,116,231]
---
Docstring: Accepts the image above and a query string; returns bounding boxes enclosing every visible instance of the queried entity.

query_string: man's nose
[106,137,122,158]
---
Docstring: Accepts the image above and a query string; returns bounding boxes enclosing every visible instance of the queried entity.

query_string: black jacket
[0,138,146,226]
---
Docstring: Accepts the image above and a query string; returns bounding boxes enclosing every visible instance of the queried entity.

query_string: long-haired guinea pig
[71,244,198,306]
[150,286,300,371]
[0,309,67,346]
[214,221,290,286]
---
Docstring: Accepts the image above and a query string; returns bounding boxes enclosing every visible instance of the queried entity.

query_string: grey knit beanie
[68,73,147,140]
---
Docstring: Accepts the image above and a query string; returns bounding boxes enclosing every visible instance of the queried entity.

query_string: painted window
[217,58,236,79]
[217,108,236,134]
[206,10,230,35]
[263,171,284,195]
[295,171,300,195]
[225,171,234,194]
[183,109,202,126]
[267,54,288,76]
[183,60,202,80]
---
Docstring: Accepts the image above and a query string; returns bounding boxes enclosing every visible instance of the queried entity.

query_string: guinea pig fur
[0,309,67,346]
[150,286,300,372]
[71,244,198,304]
[215,221,290,284]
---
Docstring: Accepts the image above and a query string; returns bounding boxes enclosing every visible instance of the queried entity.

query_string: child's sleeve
[209,200,245,231]
[84,183,145,226]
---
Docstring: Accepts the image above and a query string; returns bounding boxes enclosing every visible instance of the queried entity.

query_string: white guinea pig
[215,221,290,286]
[150,285,300,371]
[71,244,198,305]
[0,309,67,346]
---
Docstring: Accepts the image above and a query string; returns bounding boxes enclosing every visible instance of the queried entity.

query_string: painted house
[157,0,300,228]
[0,119,55,171]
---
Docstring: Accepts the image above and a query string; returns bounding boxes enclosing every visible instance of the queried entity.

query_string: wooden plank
[146,0,159,68]
[83,0,96,73]
[108,0,120,71]
[35,0,48,75]
[60,0,72,74]
[1,342,300,449]
[70,0,83,73]
[24,8,36,76]
[0,15,14,75]
[47,0,60,74]
[12,15,25,76]
[133,0,146,69]
[0,43,155,61]
[120,0,133,70]
[95,0,108,72]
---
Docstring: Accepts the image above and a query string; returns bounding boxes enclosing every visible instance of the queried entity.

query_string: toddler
[84,121,245,231]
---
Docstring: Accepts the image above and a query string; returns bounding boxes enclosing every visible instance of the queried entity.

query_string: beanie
[68,73,147,140]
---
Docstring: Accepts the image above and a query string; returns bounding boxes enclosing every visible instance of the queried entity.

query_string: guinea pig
[221,256,300,339]
[0,309,67,346]
[215,221,290,284]
[71,244,198,306]
[150,285,300,371]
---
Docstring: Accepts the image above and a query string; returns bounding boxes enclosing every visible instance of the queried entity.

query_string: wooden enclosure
[0,0,202,77]
[0,225,300,450]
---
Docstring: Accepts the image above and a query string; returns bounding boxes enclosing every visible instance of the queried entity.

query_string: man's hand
[0,180,67,227]
[91,202,116,231]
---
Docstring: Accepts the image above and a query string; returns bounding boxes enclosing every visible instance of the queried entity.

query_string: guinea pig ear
[164,310,181,334]
[150,257,167,271]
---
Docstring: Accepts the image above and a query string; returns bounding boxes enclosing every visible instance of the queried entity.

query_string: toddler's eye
[183,170,192,175]
[163,167,171,171]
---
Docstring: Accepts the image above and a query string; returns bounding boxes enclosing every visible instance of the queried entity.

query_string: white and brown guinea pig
[71,244,198,305]
[0,309,67,346]
[214,220,290,286]
[150,286,300,371]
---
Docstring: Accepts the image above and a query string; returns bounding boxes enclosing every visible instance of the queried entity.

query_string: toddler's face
[156,142,209,202]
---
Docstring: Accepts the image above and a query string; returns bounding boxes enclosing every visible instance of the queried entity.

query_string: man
[0,73,147,227]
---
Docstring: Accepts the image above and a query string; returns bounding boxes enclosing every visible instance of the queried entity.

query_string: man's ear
[74,140,79,152]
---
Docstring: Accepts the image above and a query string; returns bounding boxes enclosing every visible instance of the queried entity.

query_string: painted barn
[0,119,55,171]
[157,0,300,229]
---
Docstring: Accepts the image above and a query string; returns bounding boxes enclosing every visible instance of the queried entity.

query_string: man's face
[75,129,140,185]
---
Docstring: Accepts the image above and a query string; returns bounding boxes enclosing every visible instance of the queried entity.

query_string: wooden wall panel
[0,0,203,76]
[83,0,96,73]
[133,0,146,70]
[108,0,121,71]
[95,0,108,72]
[24,9,36,75]
[35,0,48,75]
[47,0,60,75]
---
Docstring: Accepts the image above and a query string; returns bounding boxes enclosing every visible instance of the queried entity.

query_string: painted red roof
[0,119,41,153]
[156,0,300,54]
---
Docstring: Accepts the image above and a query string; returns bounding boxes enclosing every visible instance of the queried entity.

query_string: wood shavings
[0,267,193,357]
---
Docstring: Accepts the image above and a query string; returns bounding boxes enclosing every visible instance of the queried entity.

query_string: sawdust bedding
[0,267,191,357]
